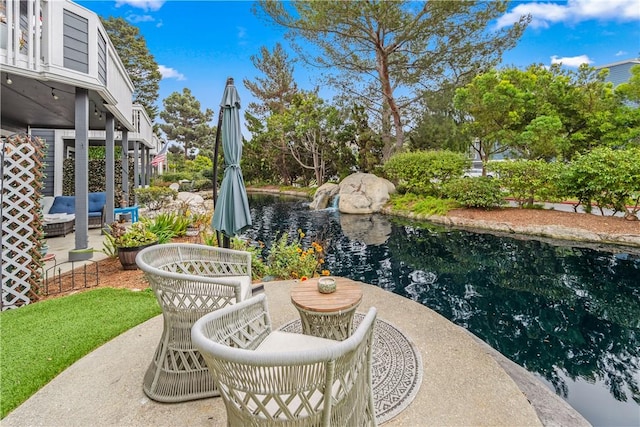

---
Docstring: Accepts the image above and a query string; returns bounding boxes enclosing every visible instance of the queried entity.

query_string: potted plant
[107,221,158,270]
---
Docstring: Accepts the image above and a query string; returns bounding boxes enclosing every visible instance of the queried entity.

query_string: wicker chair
[191,294,378,426]
[136,243,253,403]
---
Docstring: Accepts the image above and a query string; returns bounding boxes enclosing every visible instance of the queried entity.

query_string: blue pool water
[243,194,640,427]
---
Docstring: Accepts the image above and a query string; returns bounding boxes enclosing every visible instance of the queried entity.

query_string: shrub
[105,222,158,248]
[141,212,189,242]
[383,150,470,196]
[230,237,268,281]
[490,160,564,208]
[265,231,329,280]
[192,178,213,192]
[443,177,506,209]
[178,181,194,192]
[563,147,640,217]
[155,172,192,183]
[135,187,177,211]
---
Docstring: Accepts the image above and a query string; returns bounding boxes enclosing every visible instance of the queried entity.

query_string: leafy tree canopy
[255,0,529,160]
[267,91,345,186]
[454,64,631,167]
[243,43,298,119]
[159,88,214,159]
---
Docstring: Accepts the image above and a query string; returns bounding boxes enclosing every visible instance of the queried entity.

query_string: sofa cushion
[48,196,75,215]
[43,213,75,224]
[88,192,106,213]
[42,196,55,214]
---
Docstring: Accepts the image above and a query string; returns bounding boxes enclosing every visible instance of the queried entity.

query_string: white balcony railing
[131,104,154,146]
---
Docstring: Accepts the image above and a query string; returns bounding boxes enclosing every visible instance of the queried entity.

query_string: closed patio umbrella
[212,77,251,247]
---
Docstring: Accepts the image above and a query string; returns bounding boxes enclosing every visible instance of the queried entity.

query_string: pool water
[243,194,640,427]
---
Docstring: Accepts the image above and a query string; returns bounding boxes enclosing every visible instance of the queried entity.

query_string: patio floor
[13,231,589,426]
[43,227,110,275]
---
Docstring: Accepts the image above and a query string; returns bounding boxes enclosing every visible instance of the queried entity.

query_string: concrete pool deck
[2,279,588,426]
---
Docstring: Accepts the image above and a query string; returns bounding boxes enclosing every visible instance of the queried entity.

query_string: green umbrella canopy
[212,78,252,238]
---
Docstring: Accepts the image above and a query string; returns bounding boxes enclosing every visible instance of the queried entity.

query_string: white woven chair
[136,243,252,403]
[191,294,378,426]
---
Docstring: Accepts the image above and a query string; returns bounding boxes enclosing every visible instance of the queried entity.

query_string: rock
[338,173,395,214]
[177,192,204,205]
[340,213,392,246]
[169,183,180,191]
[309,183,339,210]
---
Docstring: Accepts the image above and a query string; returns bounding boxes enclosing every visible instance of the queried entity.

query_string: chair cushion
[88,192,106,213]
[256,331,337,352]
[48,196,75,215]
[43,213,75,224]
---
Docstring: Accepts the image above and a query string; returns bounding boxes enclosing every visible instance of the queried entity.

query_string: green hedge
[443,177,506,209]
[490,160,564,208]
[383,150,470,196]
[563,147,640,216]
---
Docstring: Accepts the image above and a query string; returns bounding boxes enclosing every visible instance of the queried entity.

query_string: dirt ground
[41,207,638,300]
[447,207,639,235]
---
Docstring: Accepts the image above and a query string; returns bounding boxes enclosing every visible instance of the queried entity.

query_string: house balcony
[0,0,135,134]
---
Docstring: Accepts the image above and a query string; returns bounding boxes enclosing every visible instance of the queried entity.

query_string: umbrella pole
[212,105,224,247]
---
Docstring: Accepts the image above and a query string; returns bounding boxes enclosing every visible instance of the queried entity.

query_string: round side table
[290,277,363,341]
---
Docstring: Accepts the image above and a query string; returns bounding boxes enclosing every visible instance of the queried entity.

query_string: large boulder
[309,183,339,210]
[338,173,395,214]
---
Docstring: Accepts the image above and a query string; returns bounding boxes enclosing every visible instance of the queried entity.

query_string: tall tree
[101,17,162,121]
[409,82,471,153]
[267,92,344,186]
[455,64,627,168]
[343,104,383,174]
[243,43,299,184]
[243,43,298,118]
[255,0,529,160]
[159,89,214,159]
[453,68,525,170]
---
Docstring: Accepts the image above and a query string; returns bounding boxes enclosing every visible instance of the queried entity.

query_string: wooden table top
[290,277,363,313]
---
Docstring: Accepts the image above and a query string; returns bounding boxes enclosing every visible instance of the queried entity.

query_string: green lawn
[0,288,161,418]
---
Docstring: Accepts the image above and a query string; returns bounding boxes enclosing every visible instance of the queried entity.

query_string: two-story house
[1,0,162,260]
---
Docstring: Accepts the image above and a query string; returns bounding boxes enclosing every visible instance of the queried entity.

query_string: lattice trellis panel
[1,134,46,310]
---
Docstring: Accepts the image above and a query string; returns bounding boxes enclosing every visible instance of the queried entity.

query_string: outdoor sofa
[42,192,106,237]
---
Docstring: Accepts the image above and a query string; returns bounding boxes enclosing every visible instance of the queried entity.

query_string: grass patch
[389,193,459,216]
[0,288,161,419]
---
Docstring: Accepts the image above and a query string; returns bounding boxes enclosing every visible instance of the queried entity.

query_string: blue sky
[76,0,640,136]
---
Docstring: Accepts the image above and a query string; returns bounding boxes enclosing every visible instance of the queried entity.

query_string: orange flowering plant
[265,229,330,280]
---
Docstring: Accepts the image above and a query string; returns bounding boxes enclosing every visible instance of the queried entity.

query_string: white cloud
[126,14,155,24]
[115,0,165,12]
[615,50,628,56]
[497,0,640,28]
[550,54,593,67]
[158,65,186,81]
[237,26,248,45]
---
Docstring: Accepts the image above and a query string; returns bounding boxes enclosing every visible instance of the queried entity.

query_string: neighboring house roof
[595,59,640,87]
